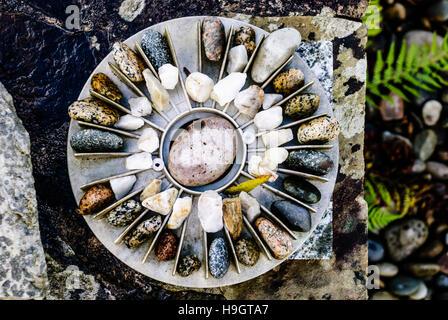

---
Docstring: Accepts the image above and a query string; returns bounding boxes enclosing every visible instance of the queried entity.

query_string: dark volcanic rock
[70,129,123,152]
[282,176,321,204]
[285,149,333,176]
[271,200,312,232]
[141,29,173,69]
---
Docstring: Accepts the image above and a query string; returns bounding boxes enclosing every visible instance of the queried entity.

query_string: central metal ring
[160,107,247,195]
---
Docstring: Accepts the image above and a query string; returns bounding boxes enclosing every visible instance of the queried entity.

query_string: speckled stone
[271,200,311,232]
[283,176,321,204]
[70,129,123,152]
[202,17,225,62]
[209,237,230,279]
[285,93,320,118]
[107,199,142,227]
[285,149,333,176]
[90,73,123,102]
[141,29,172,69]
[385,219,429,262]
[234,26,256,56]
[77,184,115,215]
[297,116,339,144]
[112,42,145,82]
[273,69,305,95]
[235,238,259,266]
[177,255,201,277]
[222,197,243,240]
[155,230,178,261]
[68,97,120,126]
[255,217,293,259]
[124,215,162,249]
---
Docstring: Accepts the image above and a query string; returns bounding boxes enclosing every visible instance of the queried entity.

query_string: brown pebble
[77,184,115,215]
[155,230,178,261]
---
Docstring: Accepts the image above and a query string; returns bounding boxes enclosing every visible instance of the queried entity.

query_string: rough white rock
[251,28,302,83]
[198,190,223,233]
[140,178,162,202]
[137,128,159,153]
[239,191,260,223]
[262,129,293,148]
[211,72,247,106]
[118,0,146,22]
[110,175,136,200]
[142,188,178,215]
[125,152,153,170]
[264,147,288,164]
[0,81,48,299]
[242,129,256,145]
[254,106,283,130]
[226,45,248,73]
[167,197,193,229]
[114,114,144,130]
[185,72,214,103]
[129,97,152,117]
[158,63,179,90]
[143,69,169,111]
[262,93,283,109]
[234,85,265,118]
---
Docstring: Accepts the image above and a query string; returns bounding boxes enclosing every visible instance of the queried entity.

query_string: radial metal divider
[203,229,209,279]
[165,26,193,111]
[248,144,334,153]
[197,20,203,108]
[80,168,151,190]
[74,152,137,159]
[77,121,141,139]
[223,223,241,274]
[171,212,190,276]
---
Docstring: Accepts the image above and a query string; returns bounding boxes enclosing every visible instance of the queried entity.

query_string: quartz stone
[140,178,162,202]
[239,191,260,223]
[262,129,293,148]
[125,152,153,170]
[137,128,159,153]
[142,188,178,215]
[226,45,248,73]
[114,114,144,130]
[198,190,223,233]
[210,72,247,106]
[262,93,283,110]
[234,85,264,118]
[254,106,283,130]
[129,97,152,117]
[143,69,169,112]
[109,175,136,200]
[167,197,193,229]
[158,63,179,90]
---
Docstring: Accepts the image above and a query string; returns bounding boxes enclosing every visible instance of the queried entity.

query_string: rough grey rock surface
[0,82,48,299]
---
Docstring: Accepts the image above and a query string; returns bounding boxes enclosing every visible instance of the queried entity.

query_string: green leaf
[396,40,407,74]
[403,84,421,97]
[385,83,409,102]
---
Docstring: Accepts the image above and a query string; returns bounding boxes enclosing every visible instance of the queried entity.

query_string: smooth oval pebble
[297,116,339,144]
[410,281,428,300]
[226,45,248,74]
[70,129,123,153]
[389,275,421,296]
[368,239,384,262]
[155,230,178,261]
[141,29,172,69]
[114,114,144,131]
[185,72,214,103]
[377,262,399,277]
[271,200,311,232]
[112,42,145,82]
[177,254,201,277]
[124,215,162,248]
[273,69,305,95]
[255,217,293,259]
[107,199,142,227]
[68,97,119,127]
[77,184,115,215]
[234,26,256,56]
[254,106,283,131]
[202,17,225,62]
[235,238,260,266]
[91,73,123,102]
[251,28,301,83]
[285,93,320,118]
[209,237,230,279]
[283,176,321,204]
[406,263,441,277]
[285,149,333,176]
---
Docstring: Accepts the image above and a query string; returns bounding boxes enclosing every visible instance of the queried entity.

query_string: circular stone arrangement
[67,16,339,288]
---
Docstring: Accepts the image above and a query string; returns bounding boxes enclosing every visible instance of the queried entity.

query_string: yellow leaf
[224,175,270,194]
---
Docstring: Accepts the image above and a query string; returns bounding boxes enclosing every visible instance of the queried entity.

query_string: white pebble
[264,147,288,164]
[248,155,263,176]
[125,152,153,170]
[129,97,152,117]
[198,190,223,233]
[410,282,428,300]
[254,106,283,130]
[185,72,214,103]
[262,129,293,148]
[422,100,442,126]
[137,128,159,153]
[143,69,170,112]
[226,45,248,73]
[109,175,136,200]
[242,130,256,145]
[114,114,144,131]
[211,72,247,106]
[158,63,179,90]
[262,93,283,109]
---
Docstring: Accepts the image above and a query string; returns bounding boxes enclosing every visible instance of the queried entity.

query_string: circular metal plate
[67,16,339,288]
